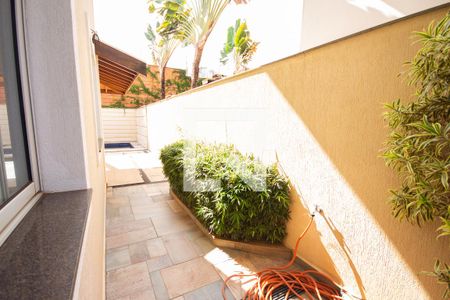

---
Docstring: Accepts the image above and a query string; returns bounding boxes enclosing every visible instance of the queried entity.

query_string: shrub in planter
[160,140,291,243]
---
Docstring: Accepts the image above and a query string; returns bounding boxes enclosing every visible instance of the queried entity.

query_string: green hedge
[160,140,291,243]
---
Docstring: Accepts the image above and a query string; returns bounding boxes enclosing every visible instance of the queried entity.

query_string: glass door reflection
[0,0,32,205]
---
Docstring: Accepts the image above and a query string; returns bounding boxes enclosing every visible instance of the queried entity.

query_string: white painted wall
[23,0,89,192]
[300,0,449,51]
[136,107,148,148]
[101,108,138,143]
[101,108,149,147]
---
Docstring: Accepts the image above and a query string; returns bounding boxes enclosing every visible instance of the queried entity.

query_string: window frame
[0,0,41,246]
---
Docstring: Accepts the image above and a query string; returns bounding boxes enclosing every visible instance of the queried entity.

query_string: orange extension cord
[222,215,358,300]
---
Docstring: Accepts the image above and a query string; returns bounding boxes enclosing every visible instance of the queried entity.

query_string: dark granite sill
[0,189,92,300]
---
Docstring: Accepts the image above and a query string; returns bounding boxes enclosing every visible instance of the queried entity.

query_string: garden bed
[170,190,291,258]
[161,140,293,257]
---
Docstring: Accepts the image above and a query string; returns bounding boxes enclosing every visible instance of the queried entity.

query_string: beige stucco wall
[72,0,106,298]
[145,6,449,299]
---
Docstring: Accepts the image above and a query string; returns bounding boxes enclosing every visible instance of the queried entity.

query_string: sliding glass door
[0,0,32,207]
[0,0,39,244]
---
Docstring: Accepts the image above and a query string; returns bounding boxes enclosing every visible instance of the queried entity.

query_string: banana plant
[220,19,258,73]
[145,24,179,99]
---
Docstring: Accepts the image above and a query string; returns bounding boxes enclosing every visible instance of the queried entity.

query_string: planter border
[170,190,292,259]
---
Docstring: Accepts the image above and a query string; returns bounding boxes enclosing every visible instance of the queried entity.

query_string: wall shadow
[287,189,344,285]
[321,213,367,299]
[144,5,450,298]
[262,6,449,299]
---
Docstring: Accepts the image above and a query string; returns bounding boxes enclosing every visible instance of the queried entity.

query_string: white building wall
[23,0,89,192]
[101,108,137,143]
[136,107,148,148]
[300,0,449,51]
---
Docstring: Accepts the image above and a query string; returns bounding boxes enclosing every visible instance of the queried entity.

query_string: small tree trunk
[191,42,205,89]
[160,66,166,99]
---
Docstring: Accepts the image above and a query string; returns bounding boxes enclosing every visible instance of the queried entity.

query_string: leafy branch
[382,12,450,297]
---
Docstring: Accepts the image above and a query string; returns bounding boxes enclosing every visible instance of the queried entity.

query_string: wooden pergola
[93,37,147,94]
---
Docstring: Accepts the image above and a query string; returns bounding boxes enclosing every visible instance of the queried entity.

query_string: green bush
[160,140,291,243]
[382,12,449,297]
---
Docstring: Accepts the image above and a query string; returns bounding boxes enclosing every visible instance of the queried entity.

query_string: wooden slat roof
[93,37,147,94]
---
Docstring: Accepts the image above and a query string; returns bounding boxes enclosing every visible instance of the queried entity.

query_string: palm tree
[145,24,179,99]
[179,0,230,88]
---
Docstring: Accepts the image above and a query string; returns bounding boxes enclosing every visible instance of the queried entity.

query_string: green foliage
[160,140,291,243]
[383,12,450,232]
[382,12,449,297]
[149,0,235,88]
[177,0,229,45]
[128,68,192,102]
[166,69,191,93]
[221,19,258,73]
[423,260,450,299]
[104,95,127,108]
[128,76,161,105]
[145,24,180,67]
[148,0,190,39]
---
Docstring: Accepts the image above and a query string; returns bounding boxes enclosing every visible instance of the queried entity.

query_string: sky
[93,0,303,76]
[92,0,446,76]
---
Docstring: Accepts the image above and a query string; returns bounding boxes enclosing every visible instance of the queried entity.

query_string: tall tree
[145,24,179,99]
[179,0,230,88]
[220,19,258,73]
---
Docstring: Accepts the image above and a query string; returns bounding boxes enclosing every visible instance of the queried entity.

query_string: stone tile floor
[105,151,165,187]
[106,182,299,300]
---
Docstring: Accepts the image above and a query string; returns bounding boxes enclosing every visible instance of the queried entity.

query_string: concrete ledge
[170,190,292,259]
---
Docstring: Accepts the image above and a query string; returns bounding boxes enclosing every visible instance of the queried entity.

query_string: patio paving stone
[191,235,215,256]
[146,255,173,273]
[107,218,153,237]
[113,185,147,197]
[106,215,134,229]
[106,262,153,300]
[151,194,173,202]
[163,233,199,264]
[160,257,220,298]
[107,196,130,205]
[129,195,154,206]
[131,202,175,220]
[166,200,183,213]
[106,227,157,250]
[146,237,167,258]
[183,280,234,300]
[107,246,131,271]
[151,214,195,236]
[129,242,151,264]
[107,168,144,187]
[149,271,170,300]
[115,288,156,300]
[105,179,309,300]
